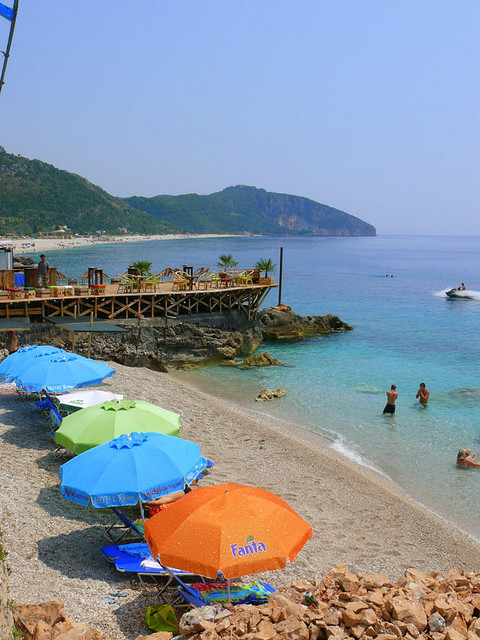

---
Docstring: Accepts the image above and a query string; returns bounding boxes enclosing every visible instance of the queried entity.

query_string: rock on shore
[12,565,480,640]
[260,304,353,341]
[1,305,352,370]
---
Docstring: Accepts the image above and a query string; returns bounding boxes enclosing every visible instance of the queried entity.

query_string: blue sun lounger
[101,542,206,598]
[103,507,145,543]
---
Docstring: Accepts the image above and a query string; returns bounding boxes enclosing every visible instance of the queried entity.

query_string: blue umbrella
[15,353,115,393]
[59,431,209,508]
[0,345,66,382]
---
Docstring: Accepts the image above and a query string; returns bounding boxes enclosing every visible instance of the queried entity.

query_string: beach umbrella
[14,353,115,393]
[57,389,123,414]
[59,431,208,509]
[54,399,180,454]
[0,345,66,382]
[144,483,312,580]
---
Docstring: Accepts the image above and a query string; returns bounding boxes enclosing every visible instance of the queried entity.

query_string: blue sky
[1,1,479,234]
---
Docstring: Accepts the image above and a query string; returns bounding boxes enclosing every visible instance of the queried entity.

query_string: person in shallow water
[415,382,429,405]
[456,449,480,468]
[383,384,398,414]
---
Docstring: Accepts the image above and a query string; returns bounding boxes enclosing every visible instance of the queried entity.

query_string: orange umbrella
[144,483,312,580]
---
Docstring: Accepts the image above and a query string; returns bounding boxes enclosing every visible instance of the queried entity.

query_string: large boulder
[238,352,285,368]
[259,304,353,341]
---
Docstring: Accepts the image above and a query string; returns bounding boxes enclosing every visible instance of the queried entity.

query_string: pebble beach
[2,362,480,639]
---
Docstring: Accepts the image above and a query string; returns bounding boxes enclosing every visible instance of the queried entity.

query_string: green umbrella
[54,399,181,454]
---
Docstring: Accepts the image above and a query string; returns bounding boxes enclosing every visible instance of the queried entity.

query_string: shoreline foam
[2,362,480,639]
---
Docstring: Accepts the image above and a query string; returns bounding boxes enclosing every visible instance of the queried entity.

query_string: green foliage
[130,260,152,276]
[0,148,376,237]
[0,544,7,564]
[217,254,238,268]
[126,185,376,236]
[0,150,178,235]
[254,258,277,277]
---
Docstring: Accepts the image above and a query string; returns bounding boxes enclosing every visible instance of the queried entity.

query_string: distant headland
[0,146,376,237]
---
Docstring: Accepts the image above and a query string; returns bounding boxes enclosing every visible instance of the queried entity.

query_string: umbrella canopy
[0,345,66,382]
[59,431,208,508]
[57,389,124,414]
[54,399,180,454]
[14,353,115,393]
[144,483,312,579]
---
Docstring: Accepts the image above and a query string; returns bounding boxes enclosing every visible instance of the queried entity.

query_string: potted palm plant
[130,261,153,278]
[216,254,238,269]
[254,258,276,285]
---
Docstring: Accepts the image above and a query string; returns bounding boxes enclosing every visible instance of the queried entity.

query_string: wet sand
[2,362,480,639]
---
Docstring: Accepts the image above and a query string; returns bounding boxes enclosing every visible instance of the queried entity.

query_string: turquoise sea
[36,235,480,539]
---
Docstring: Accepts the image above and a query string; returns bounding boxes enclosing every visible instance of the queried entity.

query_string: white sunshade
[58,389,123,410]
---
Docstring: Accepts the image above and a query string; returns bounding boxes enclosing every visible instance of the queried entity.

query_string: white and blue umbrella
[59,431,209,508]
[0,345,66,382]
[14,353,115,393]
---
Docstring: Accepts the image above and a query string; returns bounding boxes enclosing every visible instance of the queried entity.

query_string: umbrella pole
[227,578,231,603]
[139,501,145,522]
[87,333,92,358]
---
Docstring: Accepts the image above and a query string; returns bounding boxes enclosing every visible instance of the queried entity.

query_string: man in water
[383,384,398,414]
[37,253,50,288]
[416,382,429,405]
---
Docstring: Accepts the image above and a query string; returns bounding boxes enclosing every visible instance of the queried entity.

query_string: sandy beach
[1,234,241,256]
[2,363,480,639]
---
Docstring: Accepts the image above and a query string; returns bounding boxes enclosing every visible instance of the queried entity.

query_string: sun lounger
[103,507,145,543]
[101,542,206,597]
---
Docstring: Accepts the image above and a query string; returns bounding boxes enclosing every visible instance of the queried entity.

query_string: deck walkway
[0,281,275,322]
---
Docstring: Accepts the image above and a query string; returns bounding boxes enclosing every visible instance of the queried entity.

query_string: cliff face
[220,186,377,236]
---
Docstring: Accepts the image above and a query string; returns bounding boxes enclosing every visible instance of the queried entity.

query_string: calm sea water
[38,235,480,539]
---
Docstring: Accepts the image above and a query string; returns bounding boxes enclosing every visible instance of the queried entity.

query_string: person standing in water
[383,384,398,414]
[416,382,430,405]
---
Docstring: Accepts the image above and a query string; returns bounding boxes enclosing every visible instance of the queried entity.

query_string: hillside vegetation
[126,185,376,236]
[0,147,376,236]
[0,148,177,235]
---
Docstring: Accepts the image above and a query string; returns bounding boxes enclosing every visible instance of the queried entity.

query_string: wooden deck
[0,281,276,322]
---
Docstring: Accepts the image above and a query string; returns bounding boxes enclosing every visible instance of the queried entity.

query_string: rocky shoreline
[1,305,353,370]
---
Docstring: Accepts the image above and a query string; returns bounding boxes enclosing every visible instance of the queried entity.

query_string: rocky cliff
[259,304,353,341]
[1,306,352,370]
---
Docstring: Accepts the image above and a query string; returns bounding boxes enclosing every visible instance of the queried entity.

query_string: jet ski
[446,288,475,299]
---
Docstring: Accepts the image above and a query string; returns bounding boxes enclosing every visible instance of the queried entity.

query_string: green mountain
[0,147,376,236]
[125,185,376,236]
[0,147,176,235]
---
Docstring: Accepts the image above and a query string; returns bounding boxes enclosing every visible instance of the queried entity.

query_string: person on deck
[383,384,398,414]
[456,449,480,468]
[415,382,430,405]
[37,254,50,288]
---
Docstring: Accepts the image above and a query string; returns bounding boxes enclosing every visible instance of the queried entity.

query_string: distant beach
[1,233,242,255]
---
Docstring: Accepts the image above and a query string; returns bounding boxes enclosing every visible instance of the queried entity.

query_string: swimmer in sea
[383,384,398,414]
[456,449,480,468]
[415,382,429,405]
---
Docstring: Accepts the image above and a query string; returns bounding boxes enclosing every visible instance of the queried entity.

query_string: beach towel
[189,581,275,604]
[117,543,151,559]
